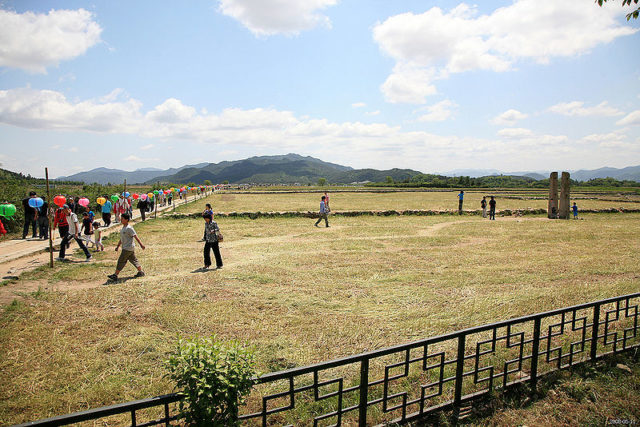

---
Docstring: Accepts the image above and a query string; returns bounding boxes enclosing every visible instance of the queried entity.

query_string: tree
[223,180,229,185]
[385,176,394,184]
[597,0,639,20]
[317,177,327,186]
[204,179,212,186]
[187,182,196,187]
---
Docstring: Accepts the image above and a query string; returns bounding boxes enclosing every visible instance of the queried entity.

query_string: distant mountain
[442,166,640,182]
[56,163,209,184]
[54,156,640,185]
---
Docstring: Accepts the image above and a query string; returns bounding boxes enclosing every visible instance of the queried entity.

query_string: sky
[0,0,639,178]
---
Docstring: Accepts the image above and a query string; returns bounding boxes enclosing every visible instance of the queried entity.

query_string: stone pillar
[558,171,571,219]
[548,172,558,219]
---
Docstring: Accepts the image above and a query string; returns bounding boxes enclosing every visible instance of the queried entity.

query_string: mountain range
[55,154,640,184]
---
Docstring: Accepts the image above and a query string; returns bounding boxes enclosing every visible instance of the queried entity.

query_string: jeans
[59,233,91,258]
[458,200,463,215]
[37,216,49,238]
[102,212,111,226]
[203,241,223,268]
[23,215,37,238]
[489,208,496,220]
[140,209,146,221]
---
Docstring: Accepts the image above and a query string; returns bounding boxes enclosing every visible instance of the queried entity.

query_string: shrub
[166,335,257,426]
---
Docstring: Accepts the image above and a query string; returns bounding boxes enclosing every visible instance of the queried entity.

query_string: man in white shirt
[56,204,92,261]
[107,213,146,281]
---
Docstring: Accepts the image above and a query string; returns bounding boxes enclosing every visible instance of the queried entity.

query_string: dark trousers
[203,241,223,268]
[23,215,37,238]
[139,209,146,221]
[59,232,90,258]
[489,208,496,220]
[458,200,463,215]
[102,212,111,226]
[315,213,329,227]
[37,216,49,238]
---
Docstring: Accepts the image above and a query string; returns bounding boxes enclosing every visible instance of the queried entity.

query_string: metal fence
[17,292,639,426]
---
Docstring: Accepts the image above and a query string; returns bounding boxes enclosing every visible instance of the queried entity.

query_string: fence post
[530,317,541,395]
[590,303,601,360]
[359,358,369,427]
[453,333,466,420]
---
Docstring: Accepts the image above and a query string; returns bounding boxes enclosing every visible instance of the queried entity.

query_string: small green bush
[166,335,257,426]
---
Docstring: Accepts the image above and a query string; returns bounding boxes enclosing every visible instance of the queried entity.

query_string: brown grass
[0,211,639,425]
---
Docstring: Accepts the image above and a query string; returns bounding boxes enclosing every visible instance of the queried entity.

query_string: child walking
[202,213,223,270]
[572,202,578,219]
[93,221,104,251]
[80,211,94,248]
[107,213,145,281]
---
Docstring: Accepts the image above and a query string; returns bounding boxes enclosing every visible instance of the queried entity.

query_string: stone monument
[548,172,558,219]
[558,172,571,219]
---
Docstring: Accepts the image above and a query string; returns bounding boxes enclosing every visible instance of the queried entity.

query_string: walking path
[0,193,210,266]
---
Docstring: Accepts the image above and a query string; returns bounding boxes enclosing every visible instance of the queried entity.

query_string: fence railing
[16,292,640,426]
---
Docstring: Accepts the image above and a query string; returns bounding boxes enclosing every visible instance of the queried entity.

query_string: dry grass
[176,190,640,214]
[1,211,639,425]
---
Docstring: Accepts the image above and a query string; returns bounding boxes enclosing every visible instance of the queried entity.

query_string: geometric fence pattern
[17,292,640,427]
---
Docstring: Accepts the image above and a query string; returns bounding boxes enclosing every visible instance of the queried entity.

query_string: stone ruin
[548,171,570,219]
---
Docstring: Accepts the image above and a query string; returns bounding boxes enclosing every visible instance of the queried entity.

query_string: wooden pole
[45,168,54,268]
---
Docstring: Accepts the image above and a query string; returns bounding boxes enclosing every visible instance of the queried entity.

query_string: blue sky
[0,0,638,178]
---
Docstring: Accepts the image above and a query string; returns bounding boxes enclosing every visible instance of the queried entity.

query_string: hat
[63,204,69,209]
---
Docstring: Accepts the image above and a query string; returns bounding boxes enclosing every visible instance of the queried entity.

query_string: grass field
[1,204,639,424]
[175,190,640,214]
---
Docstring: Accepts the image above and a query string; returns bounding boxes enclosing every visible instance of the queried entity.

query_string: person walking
[324,192,331,212]
[21,191,38,239]
[480,196,487,219]
[137,197,148,221]
[489,196,496,220]
[107,213,145,281]
[457,190,464,215]
[314,195,329,227]
[572,202,578,219]
[202,213,223,270]
[56,205,92,261]
[101,196,112,226]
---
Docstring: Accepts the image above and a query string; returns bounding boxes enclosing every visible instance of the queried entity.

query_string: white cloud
[140,144,154,150]
[218,0,338,36]
[547,101,623,117]
[617,110,640,126]
[0,8,102,73]
[581,132,626,143]
[497,127,534,139]
[0,88,142,133]
[491,109,528,125]
[381,64,437,104]
[417,100,457,122]
[68,146,78,152]
[351,102,366,108]
[373,1,637,104]
[365,110,380,116]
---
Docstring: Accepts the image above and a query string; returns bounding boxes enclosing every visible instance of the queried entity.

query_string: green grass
[0,212,639,425]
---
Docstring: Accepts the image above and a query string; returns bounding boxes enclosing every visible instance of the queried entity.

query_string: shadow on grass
[103,275,141,285]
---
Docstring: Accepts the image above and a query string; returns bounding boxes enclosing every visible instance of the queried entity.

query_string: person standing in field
[56,205,92,261]
[314,195,329,228]
[489,196,496,220]
[480,196,487,219]
[202,213,223,270]
[324,192,331,212]
[102,196,112,226]
[572,202,578,219]
[21,191,38,239]
[457,190,464,215]
[108,213,145,281]
[199,204,214,241]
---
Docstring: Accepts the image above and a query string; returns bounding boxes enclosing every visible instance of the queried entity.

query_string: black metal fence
[17,292,640,426]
